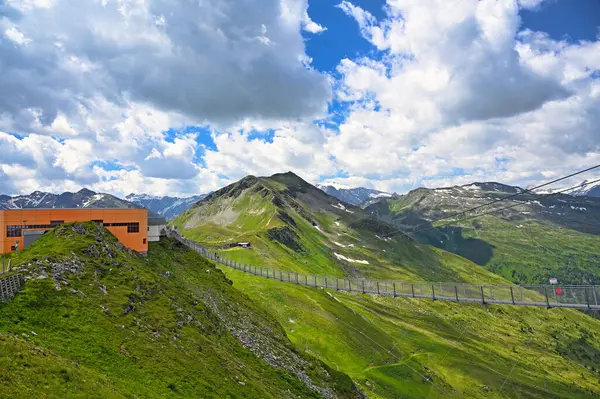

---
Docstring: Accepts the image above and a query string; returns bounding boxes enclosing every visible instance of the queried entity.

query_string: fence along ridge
[171,233,600,310]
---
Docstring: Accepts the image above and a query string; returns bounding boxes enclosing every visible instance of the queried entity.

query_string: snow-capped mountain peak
[316,184,395,206]
[564,179,600,198]
[126,193,208,219]
[0,189,137,211]
[316,182,352,190]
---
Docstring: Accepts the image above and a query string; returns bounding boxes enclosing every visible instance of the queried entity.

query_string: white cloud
[4,26,31,45]
[325,0,600,193]
[204,122,336,182]
[0,0,331,134]
[1,0,600,199]
[302,11,327,34]
[518,0,545,10]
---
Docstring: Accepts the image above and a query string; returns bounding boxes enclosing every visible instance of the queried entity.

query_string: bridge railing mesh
[172,233,600,310]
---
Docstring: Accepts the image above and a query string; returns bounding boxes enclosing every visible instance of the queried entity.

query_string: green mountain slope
[0,222,361,398]
[173,172,508,284]
[221,267,600,399]
[173,173,600,398]
[363,182,600,285]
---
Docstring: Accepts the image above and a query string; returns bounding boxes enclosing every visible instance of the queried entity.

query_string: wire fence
[171,232,600,311]
[0,273,24,302]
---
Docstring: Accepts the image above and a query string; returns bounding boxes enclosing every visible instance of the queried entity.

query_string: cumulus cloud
[0,0,331,133]
[326,0,600,193]
[0,0,332,196]
[2,0,600,198]
[204,122,336,182]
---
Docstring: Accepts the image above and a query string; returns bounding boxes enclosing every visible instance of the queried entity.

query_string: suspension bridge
[171,232,600,311]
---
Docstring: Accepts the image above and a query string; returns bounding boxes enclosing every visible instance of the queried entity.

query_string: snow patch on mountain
[333,253,369,264]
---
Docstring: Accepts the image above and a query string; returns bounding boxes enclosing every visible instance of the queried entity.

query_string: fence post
[432,284,436,301]
[455,285,459,302]
[336,278,339,291]
[349,279,352,292]
[362,280,365,294]
[411,284,415,298]
[313,276,317,287]
[377,281,380,295]
[295,273,299,284]
[393,282,397,298]
[325,277,328,288]
[544,287,550,308]
[480,286,486,304]
[260,266,263,276]
[305,275,308,286]
[510,286,515,305]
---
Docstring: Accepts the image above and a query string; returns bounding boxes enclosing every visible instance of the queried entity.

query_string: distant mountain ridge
[0,188,139,210]
[364,180,600,285]
[315,183,395,206]
[564,179,600,198]
[125,193,208,219]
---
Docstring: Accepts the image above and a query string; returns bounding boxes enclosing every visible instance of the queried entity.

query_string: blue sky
[1,0,599,197]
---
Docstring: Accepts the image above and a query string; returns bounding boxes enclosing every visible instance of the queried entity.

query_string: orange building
[0,209,148,254]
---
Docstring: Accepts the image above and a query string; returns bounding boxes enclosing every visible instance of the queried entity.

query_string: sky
[0,0,599,197]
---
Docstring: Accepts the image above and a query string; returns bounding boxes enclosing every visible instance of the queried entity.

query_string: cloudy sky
[1,0,599,197]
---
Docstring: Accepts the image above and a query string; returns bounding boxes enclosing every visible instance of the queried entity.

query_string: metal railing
[171,232,600,310]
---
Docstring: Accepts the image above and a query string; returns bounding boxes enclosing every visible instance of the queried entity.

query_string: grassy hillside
[219,267,600,398]
[364,183,600,285]
[173,173,600,398]
[0,222,361,398]
[173,173,508,284]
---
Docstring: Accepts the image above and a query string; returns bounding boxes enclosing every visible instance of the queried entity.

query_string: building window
[103,222,140,233]
[50,220,64,226]
[7,226,22,237]
[127,223,139,233]
[143,238,147,244]
[10,245,18,251]
[92,220,103,224]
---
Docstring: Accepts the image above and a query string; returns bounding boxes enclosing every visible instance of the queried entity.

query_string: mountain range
[364,181,600,285]
[562,179,600,198]
[3,173,600,398]
[125,193,208,219]
[170,172,600,398]
[315,183,395,206]
[0,189,207,220]
[0,188,136,210]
